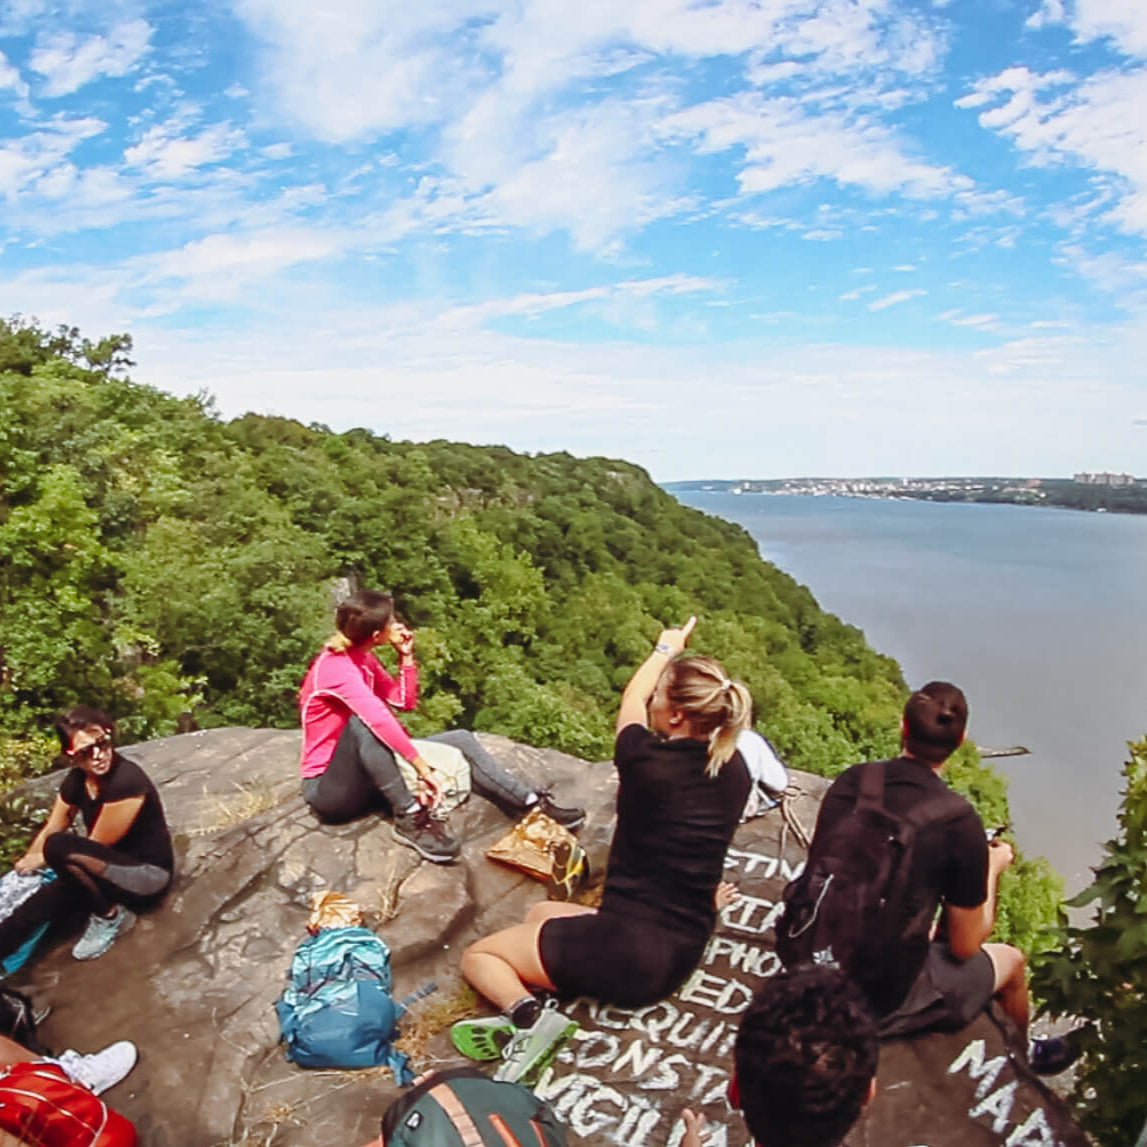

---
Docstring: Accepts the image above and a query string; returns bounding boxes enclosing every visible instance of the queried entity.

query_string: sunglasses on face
[65,735,112,763]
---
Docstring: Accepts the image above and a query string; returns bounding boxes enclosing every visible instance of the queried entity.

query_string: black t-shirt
[59,754,174,873]
[813,755,988,977]
[600,724,751,938]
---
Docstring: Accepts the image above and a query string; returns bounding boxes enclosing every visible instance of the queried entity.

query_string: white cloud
[221,0,958,252]
[1057,244,1147,302]
[30,20,152,97]
[3,257,1144,480]
[131,306,1147,479]
[0,115,105,198]
[124,122,246,180]
[0,49,29,100]
[839,285,876,301]
[438,274,722,329]
[232,0,495,142]
[868,288,926,310]
[1064,0,1147,59]
[940,310,1000,327]
[471,98,687,252]
[959,65,1147,238]
[146,229,342,279]
[1026,0,1066,31]
[661,92,969,200]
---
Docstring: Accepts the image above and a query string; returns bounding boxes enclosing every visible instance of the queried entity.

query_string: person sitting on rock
[0,706,173,964]
[677,966,879,1147]
[299,589,584,865]
[451,617,751,1084]
[778,681,1077,1076]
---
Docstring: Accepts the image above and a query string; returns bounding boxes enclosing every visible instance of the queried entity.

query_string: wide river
[674,490,1147,892]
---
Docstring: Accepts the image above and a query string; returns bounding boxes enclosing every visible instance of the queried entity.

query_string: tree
[1031,737,1147,1146]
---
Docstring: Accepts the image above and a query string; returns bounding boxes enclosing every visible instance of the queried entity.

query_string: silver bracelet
[654,641,674,655]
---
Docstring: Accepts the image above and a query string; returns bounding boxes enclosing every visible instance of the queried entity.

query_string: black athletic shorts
[877,942,996,1039]
[538,910,705,1008]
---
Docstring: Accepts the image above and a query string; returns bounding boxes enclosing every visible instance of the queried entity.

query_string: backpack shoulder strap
[854,760,887,811]
[426,1080,485,1147]
[903,785,968,830]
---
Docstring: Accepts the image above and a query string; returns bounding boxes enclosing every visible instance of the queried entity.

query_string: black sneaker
[1029,1034,1082,1076]
[534,790,586,832]
[393,808,460,864]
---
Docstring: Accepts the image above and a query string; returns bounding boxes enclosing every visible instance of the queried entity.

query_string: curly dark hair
[734,967,879,1147]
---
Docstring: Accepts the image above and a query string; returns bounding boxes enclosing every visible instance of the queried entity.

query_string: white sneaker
[493,1008,579,1085]
[56,1040,138,1095]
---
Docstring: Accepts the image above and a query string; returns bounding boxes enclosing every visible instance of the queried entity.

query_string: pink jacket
[298,646,420,778]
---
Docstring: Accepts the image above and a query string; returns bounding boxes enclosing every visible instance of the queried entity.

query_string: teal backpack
[275,925,412,1082]
[381,1067,566,1146]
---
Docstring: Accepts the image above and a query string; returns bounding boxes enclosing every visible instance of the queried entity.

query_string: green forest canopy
[0,316,1059,950]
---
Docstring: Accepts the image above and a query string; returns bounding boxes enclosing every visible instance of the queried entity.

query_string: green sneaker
[451,1013,516,1061]
[493,1008,579,1085]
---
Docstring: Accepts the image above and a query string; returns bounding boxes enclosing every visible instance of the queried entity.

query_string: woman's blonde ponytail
[706,678,753,776]
[661,655,754,776]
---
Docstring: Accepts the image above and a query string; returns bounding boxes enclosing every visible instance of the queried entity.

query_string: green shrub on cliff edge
[0,316,1058,954]
[1031,737,1147,1147]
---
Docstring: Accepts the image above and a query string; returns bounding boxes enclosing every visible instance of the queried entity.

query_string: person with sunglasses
[0,706,173,963]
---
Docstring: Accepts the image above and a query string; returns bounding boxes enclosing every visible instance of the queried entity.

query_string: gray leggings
[302,719,534,823]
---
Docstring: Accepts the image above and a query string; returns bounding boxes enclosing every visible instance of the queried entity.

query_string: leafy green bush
[1032,737,1147,1146]
[0,732,57,868]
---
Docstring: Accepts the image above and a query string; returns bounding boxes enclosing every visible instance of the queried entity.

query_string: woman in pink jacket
[299,590,583,864]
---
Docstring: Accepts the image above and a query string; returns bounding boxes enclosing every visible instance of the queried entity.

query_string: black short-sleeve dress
[538,724,750,1007]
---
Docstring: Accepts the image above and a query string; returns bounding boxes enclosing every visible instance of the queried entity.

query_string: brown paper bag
[485,808,589,900]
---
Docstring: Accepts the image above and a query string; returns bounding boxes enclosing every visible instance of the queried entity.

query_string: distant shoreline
[664,477,1147,516]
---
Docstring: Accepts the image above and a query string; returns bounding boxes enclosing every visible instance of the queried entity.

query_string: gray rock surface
[10,729,1086,1147]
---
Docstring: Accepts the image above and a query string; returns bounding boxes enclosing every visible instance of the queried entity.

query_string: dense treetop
[0,316,1058,950]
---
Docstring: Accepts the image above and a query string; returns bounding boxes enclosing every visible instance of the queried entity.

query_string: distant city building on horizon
[1073,472,1137,487]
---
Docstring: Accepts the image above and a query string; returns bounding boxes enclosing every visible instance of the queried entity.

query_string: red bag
[0,1062,136,1146]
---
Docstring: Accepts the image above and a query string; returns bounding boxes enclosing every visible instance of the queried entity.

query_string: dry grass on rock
[190,783,280,835]
[392,982,480,1068]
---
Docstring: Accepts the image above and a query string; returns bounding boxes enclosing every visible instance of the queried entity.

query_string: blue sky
[1,0,1145,479]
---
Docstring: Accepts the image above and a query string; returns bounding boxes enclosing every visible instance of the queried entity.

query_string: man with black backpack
[776,681,1075,1074]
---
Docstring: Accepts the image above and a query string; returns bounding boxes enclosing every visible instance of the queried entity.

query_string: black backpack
[775,760,966,1014]
[381,1067,566,1146]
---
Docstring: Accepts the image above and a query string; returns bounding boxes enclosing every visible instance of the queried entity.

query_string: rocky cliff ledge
[12,730,1086,1147]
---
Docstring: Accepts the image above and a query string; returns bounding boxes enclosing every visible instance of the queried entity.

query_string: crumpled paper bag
[485,808,589,900]
[307,890,364,934]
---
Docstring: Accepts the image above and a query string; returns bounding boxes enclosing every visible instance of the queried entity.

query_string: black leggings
[302,719,536,823]
[0,834,170,961]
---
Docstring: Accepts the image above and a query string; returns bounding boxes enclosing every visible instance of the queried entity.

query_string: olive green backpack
[380,1067,566,1146]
